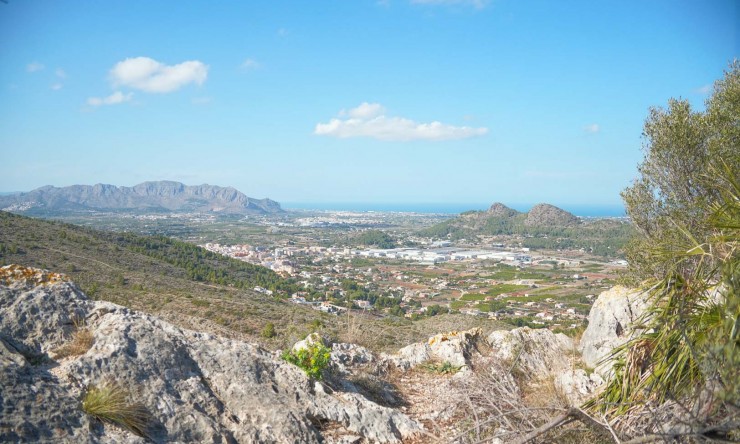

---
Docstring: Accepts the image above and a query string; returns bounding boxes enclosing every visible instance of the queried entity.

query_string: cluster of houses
[201,243,297,275]
[201,242,534,276]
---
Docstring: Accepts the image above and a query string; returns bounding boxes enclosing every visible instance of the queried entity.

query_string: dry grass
[53,319,94,359]
[82,381,150,437]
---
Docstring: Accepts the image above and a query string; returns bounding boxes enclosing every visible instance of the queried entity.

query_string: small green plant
[261,322,276,338]
[82,381,150,437]
[282,342,331,380]
[420,361,462,374]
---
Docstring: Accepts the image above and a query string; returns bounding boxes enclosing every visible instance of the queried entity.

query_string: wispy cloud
[55,68,66,79]
[240,58,262,71]
[26,62,45,73]
[277,28,289,37]
[410,0,490,9]
[87,91,133,107]
[51,83,63,91]
[695,84,712,95]
[315,102,489,141]
[583,123,600,134]
[339,102,385,119]
[109,57,208,93]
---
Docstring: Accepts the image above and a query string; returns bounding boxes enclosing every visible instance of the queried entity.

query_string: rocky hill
[524,203,580,227]
[2,265,710,442]
[0,181,282,215]
[421,202,632,257]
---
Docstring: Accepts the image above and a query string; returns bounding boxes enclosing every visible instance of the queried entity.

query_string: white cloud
[109,57,208,93]
[241,58,261,71]
[583,123,600,133]
[87,91,133,107]
[315,103,488,141]
[51,83,63,91]
[411,0,489,9]
[55,68,66,78]
[26,62,45,73]
[339,102,386,119]
[277,28,289,37]
[695,84,712,95]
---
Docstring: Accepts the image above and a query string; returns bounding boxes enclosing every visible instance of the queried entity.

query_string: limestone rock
[0,266,421,443]
[384,328,482,370]
[292,331,330,352]
[331,342,376,375]
[487,327,577,379]
[555,369,605,405]
[578,286,650,375]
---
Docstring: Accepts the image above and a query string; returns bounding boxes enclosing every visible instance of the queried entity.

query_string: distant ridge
[0,181,282,215]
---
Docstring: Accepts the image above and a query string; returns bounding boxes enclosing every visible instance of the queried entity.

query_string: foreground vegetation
[82,382,151,437]
[588,61,739,440]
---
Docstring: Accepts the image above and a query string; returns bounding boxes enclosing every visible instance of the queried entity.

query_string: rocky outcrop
[487,327,576,377]
[383,328,482,370]
[578,285,650,375]
[0,181,282,215]
[486,327,603,404]
[0,265,421,443]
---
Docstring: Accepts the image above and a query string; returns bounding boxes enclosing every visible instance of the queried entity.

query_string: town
[201,236,625,335]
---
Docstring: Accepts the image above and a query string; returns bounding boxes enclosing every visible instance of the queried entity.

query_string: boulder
[554,369,605,405]
[487,327,577,378]
[292,332,330,352]
[383,328,482,370]
[578,286,650,375]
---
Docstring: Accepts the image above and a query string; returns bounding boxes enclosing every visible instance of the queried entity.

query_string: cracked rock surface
[0,265,422,443]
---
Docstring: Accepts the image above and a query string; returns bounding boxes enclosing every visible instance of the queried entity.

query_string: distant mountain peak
[487,202,520,218]
[524,203,580,226]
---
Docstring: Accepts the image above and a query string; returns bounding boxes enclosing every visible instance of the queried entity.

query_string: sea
[283,202,626,218]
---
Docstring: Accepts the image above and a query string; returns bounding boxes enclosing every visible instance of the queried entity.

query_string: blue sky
[0,0,736,210]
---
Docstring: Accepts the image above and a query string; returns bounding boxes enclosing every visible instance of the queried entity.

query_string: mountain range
[0,181,282,215]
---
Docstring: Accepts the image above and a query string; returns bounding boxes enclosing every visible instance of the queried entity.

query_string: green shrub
[82,381,150,437]
[282,342,331,380]
[261,322,276,338]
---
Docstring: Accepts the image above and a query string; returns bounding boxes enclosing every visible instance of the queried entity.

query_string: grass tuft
[53,321,94,359]
[82,381,150,437]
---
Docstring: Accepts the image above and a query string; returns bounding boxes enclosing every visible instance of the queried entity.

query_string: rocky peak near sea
[486,202,520,218]
[524,203,580,227]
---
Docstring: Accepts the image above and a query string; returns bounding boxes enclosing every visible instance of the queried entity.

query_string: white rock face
[578,285,650,375]
[555,369,605,405]
[486,327,600,405]
[487,327,577,377]
[0,266,422,443]
[383,328,482,370]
